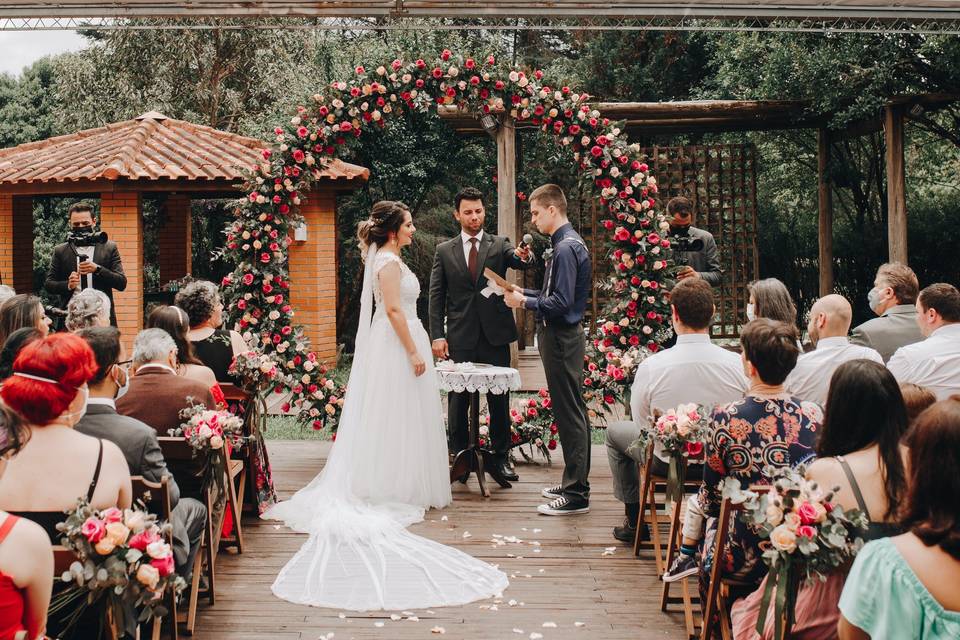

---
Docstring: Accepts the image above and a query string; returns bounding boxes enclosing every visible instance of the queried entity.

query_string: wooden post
[817,129,834,296]
[884,105,908,264]
[496,116,520,367]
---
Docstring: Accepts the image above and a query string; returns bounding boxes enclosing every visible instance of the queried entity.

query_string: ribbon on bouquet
[481,278,506,299]
[666,454,687,505]
[756,556,800,640]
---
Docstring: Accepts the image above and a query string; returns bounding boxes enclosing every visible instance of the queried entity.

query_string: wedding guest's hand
[409,351,426,377]
[77,260,98,275]
[677,266,700,280]
[67,271,81,290]
[431,339,449,360]
[515,244,532,262]
[504,289,525,309]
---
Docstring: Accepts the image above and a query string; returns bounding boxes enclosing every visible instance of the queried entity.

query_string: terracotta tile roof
[0,111,369,186]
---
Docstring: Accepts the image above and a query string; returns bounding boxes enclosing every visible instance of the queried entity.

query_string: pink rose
[101,507,123,524]
[242,273,254,286]
[128,529,160,552]
[685,441,704,458]
[796,502,819,526]
[81,517,106,543]
[796,525,817,539]
[151,553,175,577]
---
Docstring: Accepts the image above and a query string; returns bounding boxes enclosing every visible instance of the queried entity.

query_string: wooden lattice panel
[582,143,758,340]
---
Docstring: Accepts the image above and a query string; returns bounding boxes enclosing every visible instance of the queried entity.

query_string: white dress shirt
[630,333,749,462]
[460,230,484,264]
[87,396,116,409]
[786,336,883,406]
[888,323,960,400]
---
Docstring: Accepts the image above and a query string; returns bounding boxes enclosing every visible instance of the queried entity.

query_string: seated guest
[663,319,819,595]
[839,397,960,638]
[117,328,215,436]
[747,278,797,326]
[608,278,747,544]
[147,305,219,391]
[0,402,53,640]
[0,328,41,381]
[786,295,882,406]
[175,281,247,383]
[76,327,207,579]
[64,288,111,332]
[900,382,937,426]
[733,359,909,639]
[850,262,923,363]
[0,295,49,346]
[888,283,960,399]
[0,333,131,540]
[0,286,14,307]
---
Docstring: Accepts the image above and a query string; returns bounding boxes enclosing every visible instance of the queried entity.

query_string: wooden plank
[884,105,908,264]
[191,440,688,639]
[818,128,834,295]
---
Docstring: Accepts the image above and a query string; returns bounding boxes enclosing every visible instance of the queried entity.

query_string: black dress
[191,329,239,384]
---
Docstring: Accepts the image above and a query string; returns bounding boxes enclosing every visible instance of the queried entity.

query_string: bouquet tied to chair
[627,402,711,503]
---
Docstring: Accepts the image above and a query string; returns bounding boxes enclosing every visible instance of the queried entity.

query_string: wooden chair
[131,475,178,640]
[700,490,765,640]
[51,546,133,640]
[158,437,217,635]
[660,490,702,639]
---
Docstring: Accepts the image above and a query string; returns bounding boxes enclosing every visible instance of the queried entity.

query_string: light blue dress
[839,537,960,638]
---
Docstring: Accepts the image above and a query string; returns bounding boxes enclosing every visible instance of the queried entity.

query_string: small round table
[436,363,522,497]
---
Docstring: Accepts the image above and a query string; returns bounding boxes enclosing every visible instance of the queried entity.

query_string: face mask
[746,303,756,322]
[113,365,130,401]
[867,287,884,314]
[62,385,89,425]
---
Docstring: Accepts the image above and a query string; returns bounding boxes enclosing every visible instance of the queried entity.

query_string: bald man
[786,294,883,406]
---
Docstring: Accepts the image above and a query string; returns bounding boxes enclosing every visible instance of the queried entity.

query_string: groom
[429,187,533,484]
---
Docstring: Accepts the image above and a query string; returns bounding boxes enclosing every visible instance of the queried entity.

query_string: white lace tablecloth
[435,362,522,395]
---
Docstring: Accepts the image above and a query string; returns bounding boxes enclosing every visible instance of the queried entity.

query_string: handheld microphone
[520,233,533,249]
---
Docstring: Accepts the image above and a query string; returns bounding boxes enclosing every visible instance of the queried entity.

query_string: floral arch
[221,50,675,431]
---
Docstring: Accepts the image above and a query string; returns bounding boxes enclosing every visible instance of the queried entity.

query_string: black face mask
[72,224,95,236]
[670,224,691,237]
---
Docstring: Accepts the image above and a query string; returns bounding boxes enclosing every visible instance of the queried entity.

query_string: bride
[263,201,509,610]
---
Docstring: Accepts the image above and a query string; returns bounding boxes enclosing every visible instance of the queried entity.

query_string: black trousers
[448,332,511,457]
[538,322,591,504]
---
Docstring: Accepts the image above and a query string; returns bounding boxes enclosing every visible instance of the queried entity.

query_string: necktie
[468,237,478,282]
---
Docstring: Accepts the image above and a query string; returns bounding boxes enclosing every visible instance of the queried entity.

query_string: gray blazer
[76,402,181,508]
[850,304,924,363]
[675,226,722,287]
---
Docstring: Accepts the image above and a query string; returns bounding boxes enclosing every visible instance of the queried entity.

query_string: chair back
[52,544,76,576]
[217,383,249,404]
[130,475,173,522]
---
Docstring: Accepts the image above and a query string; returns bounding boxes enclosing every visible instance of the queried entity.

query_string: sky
[0,31,89,77]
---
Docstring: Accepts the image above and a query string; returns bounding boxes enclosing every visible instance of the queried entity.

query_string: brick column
[287,192,338,364]
[0,195,35,293]
[100,191,143,352]
[157,193,192,285]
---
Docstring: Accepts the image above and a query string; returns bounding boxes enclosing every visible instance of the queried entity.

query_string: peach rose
[136,564,160,590]
[95,537,116,555]
[769,524,797,553]
[105,522,130,546]
[765,504,784,526]
[783,512,802,532]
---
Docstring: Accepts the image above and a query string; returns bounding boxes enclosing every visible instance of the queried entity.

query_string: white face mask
[113,365,130,401]
[746,303,756,322]
[63,385,89,425]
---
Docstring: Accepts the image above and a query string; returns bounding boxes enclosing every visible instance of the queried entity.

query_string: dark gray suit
[44,240,127,325]
[674,226,722,287]
[429,232,532,455]
[76,402,206,576]
[850,304,924,363]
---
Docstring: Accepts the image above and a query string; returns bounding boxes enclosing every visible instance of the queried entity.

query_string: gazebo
[0,111,368,360]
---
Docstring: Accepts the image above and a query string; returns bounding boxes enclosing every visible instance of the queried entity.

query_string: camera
[669,226,704,267]
[67,228,108,247]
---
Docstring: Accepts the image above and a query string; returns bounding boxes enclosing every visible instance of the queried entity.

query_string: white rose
[209,435,224,450]
[198,425,213,438]
[146,540,171,560]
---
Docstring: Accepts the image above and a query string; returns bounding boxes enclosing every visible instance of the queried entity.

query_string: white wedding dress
[263,246,509,611]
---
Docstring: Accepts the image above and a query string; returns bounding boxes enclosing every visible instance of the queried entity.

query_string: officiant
[429,187,534,483]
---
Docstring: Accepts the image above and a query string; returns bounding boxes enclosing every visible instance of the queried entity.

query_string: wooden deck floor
[194,441,688,640]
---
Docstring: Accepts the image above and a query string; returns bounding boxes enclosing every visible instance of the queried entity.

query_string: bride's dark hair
[357,201,410,255]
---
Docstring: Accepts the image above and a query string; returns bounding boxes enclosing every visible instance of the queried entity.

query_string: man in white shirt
[786,294,882,406]
[606,278,748,544]
[888,283,960,400]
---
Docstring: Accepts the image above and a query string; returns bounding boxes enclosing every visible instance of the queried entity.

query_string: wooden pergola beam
[817,128,834,296]
[884,104,908,264]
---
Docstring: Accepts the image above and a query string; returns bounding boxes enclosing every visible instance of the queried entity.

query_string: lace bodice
[372,251,420,317]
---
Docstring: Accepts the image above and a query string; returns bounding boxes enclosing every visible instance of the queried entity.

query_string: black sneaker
[541,484,563,499]
[613,518,650,544]
[662,553,699,582]
[537,495,590,516]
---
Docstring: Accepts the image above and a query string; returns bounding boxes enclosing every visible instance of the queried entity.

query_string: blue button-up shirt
[523,223,592,325]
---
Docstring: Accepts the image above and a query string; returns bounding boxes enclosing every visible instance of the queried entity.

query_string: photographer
[44,203,126,327]
[667,196,722,287]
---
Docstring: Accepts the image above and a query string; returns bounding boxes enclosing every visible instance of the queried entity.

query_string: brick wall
[99,192,143,352]
[0,195,35,293]
[288,192,338,364]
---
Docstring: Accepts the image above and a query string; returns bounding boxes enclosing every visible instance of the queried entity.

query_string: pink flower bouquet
[628,402,712,502]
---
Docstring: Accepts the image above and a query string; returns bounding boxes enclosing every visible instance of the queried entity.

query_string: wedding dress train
[263,246,509,611]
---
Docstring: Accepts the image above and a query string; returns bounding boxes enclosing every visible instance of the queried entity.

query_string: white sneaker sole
[661,566,698,583]
[537,504,590,516]
[541,488,562,499]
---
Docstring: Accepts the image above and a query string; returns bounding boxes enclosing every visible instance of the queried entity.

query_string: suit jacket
[116,367,215,437]
[429,233,533,349]
[850,304,924,363]
[675,226,722,287]
[76,403,181,509]
[44,240,127,325]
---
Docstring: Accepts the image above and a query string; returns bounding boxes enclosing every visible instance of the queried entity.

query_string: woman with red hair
[0,333,131,541]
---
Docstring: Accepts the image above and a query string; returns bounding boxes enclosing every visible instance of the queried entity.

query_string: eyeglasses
[116,359,133,372]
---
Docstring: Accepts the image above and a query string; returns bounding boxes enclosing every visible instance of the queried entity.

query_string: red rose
[151,554,175,577]
[312,420,323,431]
[340,122,353,132]
[415,79,425,88]
[629,335,640,346]
[528,399,537,407]
[415,59,426,69]
[242,273,254,286]
[465,58,475,69]
[128,529,160,552]
[685,441,704,458]
[487,55,495,65]
[549,423,558,434]
[296,126,308,138]
[590,145,603,158]
[292,149,305,163]
[260,253,271,263]
[646,233,660,244]
[527,408,538,417]
[236,299,247,310]
[547,439,558,450]
[355,65,365,74]
[261,149,272,160]
[494,80,505,90]
[350,87,361,97]
[432,67,443,79]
